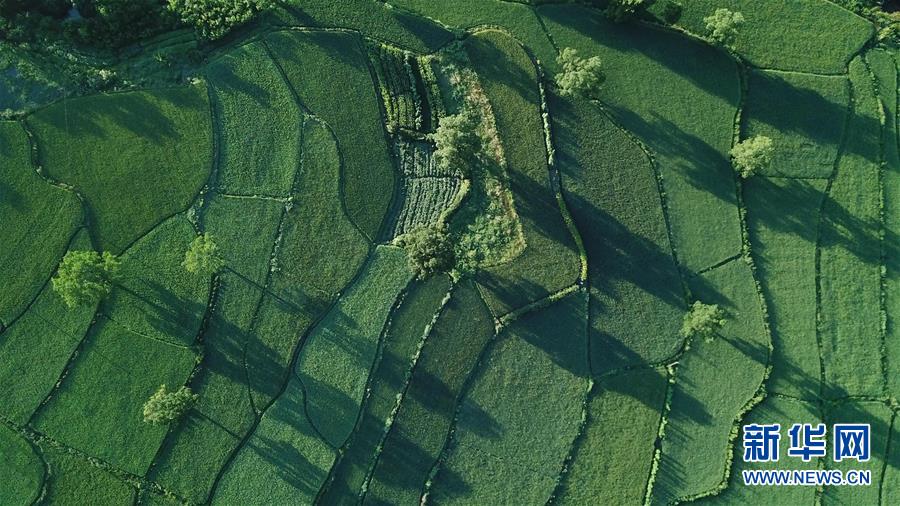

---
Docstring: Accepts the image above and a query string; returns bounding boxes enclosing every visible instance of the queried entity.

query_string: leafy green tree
[605,0,644,22]
[555,47,603,99]
[429,109,483,175]
[167,0,273,39]
[730,135,774,179]
[52,250,120,308]
[396,225,455,280]
[680,301,727,342]
[704,8,744,47]
[142,385,198,425]
[183,233,224,275]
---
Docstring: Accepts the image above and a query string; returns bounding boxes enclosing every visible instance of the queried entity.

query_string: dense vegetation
[0,0,896,504]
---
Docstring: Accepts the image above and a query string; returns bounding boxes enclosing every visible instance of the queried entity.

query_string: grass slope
[664,0,873,73]
[820,57,884,398]
[212,378,337,504]
[321,273,452,503]
[743,70,850,178]
[296,245,412,447]
[41,444,136,505]
[366,281,495,505]
[33,317,197,475]
[27,84,213,252]
[465,30,580,316]
[429,292,589,504]
[207,41,302,196]
[654,259,768,503]
[540,4,742,272]
[551,92,685,373]
[0,230,95,424]
[266,30,394,240]
[556,367,668,506]
[0,424,43,506]
[0,120,82,323]
[745,177,827,399]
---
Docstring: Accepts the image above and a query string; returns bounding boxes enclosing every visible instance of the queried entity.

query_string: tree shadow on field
[50,91,187,144]
[0,179,24,210]
[206,50,274,109]
[463,33,540,110]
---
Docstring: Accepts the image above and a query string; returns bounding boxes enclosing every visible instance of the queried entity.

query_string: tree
[680,301,727,342]
[555,47,603,99]
[167,0,273,40]
[183,233,224,275]
[703,8,744,47]
[428,109,483,175]
[142,385,198,425]
[730,135,774,179]
[52,250,120,308]
[396,225,455,280]
[605,0,644,22]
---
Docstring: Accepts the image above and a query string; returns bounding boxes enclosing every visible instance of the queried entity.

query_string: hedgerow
[365,281,494,504]
[265,30,394,241]
[743,69,850,178]
[26,84,213,253]
[0,120,81,323]
[429,292,589,504]
[320,273,452,503]
[206,42,302,196]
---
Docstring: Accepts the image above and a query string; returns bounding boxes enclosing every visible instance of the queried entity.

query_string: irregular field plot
[207,41,301,196]
[464,29,581,316]
[321,273,452,504]
[0,230,95,424]
[539,4,742,272]
[551,92,684,373]
[556,367,668,506]
[0,424,43,506]
[429,292,589,505]
[266,29,395,240]
[296,245,412,447]
[27,84,213,252]
[666,0,873,73]
[743,70,850,178]
[41,443,136,505]
[0,120,82,323]
[822,401,893,504]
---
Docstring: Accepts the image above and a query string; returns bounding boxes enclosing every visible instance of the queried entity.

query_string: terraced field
[0,0,896,504]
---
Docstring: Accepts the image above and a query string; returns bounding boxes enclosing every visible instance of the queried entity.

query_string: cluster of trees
[555,47,604,99]
[397,225,456,280]
[680,301,727,343]
[0,0,271,47]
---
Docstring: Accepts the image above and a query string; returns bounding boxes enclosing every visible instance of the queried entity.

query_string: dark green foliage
[52,250,119,308]
[0,424,43,505]
[605,0,645,22]
[142,384,198,425]
[396,225,455,280]
[429,109,483,176]
[182,233,223,275]
[555,47,603,99]
[703,8,744,47]
[167,0,273,39]
[679,301,727,342]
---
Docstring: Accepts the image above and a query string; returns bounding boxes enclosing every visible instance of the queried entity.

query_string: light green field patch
[556,367,668,506]
[429,292,589,504]
[823,401,893,504]
[0,230,95,424]
[540,5,742,272]
[33,316,197,475]
[654,259,768,503]
[41,444,135,505]
[0,424,43,506]
[663,0,873,73]
[0,121,82,323]
[213,377,337,505]
[207,41,301,196]
[27,84,213,253]
[296,245,412,447]
[745,177,827,399]
[744,70,850,178]
[266,30,395,240]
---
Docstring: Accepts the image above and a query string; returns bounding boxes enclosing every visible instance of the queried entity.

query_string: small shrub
[142,385,198,425]
[730,135,774,179]
[396,225,455,280]
[182,233,224,275]
[52,250,120,308]
[680,301,727,342]
[605,0,644,22]
[555,47,603,99]
[703,8,744,47]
